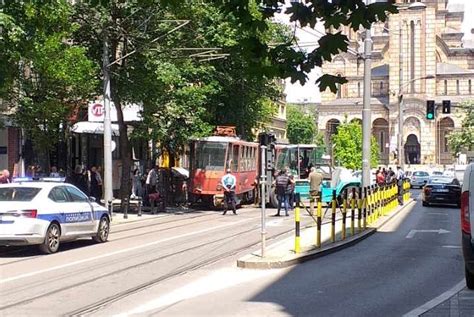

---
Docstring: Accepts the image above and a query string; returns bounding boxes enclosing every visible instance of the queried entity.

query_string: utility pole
[103,35,113,208]
[362,8,372,189]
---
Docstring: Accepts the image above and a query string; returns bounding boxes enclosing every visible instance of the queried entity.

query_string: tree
[448,100,474,155]
[0,1,98,170]
[71,1,292,207]
[332,120,379,170]
[286,105,317,144]
[215,0,397,92]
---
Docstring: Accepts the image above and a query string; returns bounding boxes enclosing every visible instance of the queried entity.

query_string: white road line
[0,217,255,284]
[114,268,280,316]
[402,280,465,317]
[405,229,450,239]
[442,245,461,249]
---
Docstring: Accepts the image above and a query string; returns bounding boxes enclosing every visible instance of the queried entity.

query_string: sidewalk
[108,205,197,225]
[237,198,416,269]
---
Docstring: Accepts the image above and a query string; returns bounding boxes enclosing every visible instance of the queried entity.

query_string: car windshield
[432,171,443,175]
[428,177,457,185]
[414,171,429,176]
[0,187,42,201]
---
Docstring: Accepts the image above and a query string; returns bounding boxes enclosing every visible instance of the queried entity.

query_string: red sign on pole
[92,103,104,117]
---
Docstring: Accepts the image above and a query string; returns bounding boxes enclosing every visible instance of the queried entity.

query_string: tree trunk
[114,98,132,212]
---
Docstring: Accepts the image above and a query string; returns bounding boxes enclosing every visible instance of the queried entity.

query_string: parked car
[0,181,110,254]
[410,171,430,189]
[405,171,413,182]
[461,163,474,289]
[421,176,461,207]
[455,165,468,185]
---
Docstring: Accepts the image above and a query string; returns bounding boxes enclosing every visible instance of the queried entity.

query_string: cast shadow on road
[0,239,96,258]
[246,202,463,316]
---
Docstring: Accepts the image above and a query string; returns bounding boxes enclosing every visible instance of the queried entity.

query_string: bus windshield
[194,141,227,171]
[276,146,328,179]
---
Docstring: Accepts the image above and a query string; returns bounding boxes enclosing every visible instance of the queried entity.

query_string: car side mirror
[89,196,96,203]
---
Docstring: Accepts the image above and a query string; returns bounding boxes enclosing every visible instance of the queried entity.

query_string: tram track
[0,209,247,264]
[0,219,302,312]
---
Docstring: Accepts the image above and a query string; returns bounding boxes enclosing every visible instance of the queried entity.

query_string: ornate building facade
[319,0,474,165]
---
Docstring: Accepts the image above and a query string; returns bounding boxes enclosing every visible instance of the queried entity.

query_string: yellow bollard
[351,187,356,236]
[363,187,368,230]
[316,199,322,248]
[294,193,301,254]
[331,190,336,243]
[342,189,347,240]
[358,187,362,232]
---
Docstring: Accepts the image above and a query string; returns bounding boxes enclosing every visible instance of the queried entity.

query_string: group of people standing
[66,165,103,203]
[375,166,405,205]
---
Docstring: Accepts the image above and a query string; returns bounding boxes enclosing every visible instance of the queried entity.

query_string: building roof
[436,62,474,75]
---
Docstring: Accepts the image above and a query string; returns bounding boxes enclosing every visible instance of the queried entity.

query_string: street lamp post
[361,1,372,189]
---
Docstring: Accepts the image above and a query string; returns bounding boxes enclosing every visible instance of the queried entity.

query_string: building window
[358,82,361,97]
[336,83,342,99]
[456,80,460,95]
[469,80,472,95]
[444,80,448,95]
[380,82,384,95]
[410,21,415,93]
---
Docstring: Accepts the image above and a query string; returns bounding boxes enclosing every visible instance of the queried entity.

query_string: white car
[0,181,110,254]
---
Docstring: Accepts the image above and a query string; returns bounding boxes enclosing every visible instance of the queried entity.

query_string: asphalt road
[0,190,465,316]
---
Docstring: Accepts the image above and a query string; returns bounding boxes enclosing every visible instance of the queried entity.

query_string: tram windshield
[194,141,227,171]
[276,146,327,179]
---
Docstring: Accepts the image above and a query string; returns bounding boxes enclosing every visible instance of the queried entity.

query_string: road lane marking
[442,245,461,249]
[406,229,450,238]
[0,217,255,284]
[114,268,281,316]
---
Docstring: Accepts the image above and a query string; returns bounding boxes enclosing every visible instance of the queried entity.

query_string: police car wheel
[39,223,61,254]
[93,216,110,243]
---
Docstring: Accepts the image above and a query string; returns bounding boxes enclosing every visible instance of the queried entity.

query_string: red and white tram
[188,134,259,207]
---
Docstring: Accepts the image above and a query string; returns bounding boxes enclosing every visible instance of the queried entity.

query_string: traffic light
[426,100,435,120]
[442,100,451,114]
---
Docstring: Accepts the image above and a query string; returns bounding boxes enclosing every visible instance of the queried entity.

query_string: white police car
[0,180,110,254]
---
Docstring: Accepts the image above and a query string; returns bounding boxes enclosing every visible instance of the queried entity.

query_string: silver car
[410,171,430,188]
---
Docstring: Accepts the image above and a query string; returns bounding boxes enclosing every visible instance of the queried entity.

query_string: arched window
[444,80,448,95]
[456,80,460,95]
[380,131,385,152]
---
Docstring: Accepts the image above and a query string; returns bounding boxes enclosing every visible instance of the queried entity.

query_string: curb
[237,198,416,269]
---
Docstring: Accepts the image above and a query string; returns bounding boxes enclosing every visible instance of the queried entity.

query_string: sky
[278,0,474,104]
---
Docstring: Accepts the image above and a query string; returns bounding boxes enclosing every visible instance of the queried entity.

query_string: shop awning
[71,121,120,136]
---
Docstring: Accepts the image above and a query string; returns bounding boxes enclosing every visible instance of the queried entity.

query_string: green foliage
[332,120,379,169]
[0,1,97,153]
[286,105,317,144]
[216,0,397,92]
[448,100,474,154]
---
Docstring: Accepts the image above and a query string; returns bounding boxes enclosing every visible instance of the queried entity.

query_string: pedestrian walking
[308,167,323,212]
[89,166,102,203]
[49,166,60,178]
[396,166,405,205]
[0,169,10,184]
[131,168,143,199]
[66,165,89,195]
[376,169,385,186]
[287,174,296,211]
[274,169,291,216]
[146,164,161,214]
[221,169,237,215]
